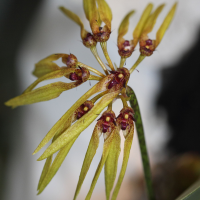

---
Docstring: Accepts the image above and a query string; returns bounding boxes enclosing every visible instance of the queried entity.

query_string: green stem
[119,57,126,68]
[129,54,145,74]
[126,86,155,200]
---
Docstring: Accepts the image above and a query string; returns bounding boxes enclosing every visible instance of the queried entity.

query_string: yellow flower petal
[83,0,99,33]
[142,4,165,36]
[59,6,88,39]
[111,124,134,200]
[85,127,118,200]
[37,89,120,161]
[5,82,77,108]
[133,3,153,46]
[73,122,102,200]
[37,156,52,191]
[156,3,177,47]
[118,10,135,46]
[105,130,121,200]
[33,54,68,78]
[96,0,112,31]
[24,68,77,93]
[32,74,114,155]
[37,138,77,194]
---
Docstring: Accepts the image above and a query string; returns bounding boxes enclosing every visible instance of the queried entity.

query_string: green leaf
[156,3,177,47]
[133,3,153,46]
[32,74,114,155]
[59,6,88,39]
[85,127,118,200]
[104,130,121,200]
[73,121,102,200]
[37,89,120,160]
[5,82,77,108]
[111,124,134,200]
[33,54,68,78]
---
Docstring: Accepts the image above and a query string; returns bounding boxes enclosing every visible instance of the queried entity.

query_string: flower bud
[83,33,97,48]
[65,54,78,67]
[139,39,156,56]
[93,26,111,42]
[118,40,135,58]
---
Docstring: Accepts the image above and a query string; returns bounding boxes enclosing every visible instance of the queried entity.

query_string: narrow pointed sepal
[105,129,121,200]
[59,7,88,40]
[37,156,52,191]
[37,90,120,160]
[5,82,77,108]
[96,0,112,31]
[37,138,77,194]
[85,126,118,200]
[73,121,102,200]
[133,3,153,46]
[111,124,134,200]
[33,54,68,78]
[156,3,177,47]
[142,4,165,36]
[33,74,114,155]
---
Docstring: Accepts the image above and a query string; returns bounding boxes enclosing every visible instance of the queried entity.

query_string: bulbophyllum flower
[5,1,177,200]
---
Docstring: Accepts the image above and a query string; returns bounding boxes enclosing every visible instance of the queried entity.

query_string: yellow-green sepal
[104,129,121,200]
[156,3,177,47]
[111,124,134,200]
[24,68,78,93]
[133,3,153,46]
[33,54,68,78]
[142,4,165,36]
[37,138,77,194]
[5,82,76,108]
[85,127,118,200]
[32,74,114,155]
[37,89,120,160]
[96,0,112,31]
[59,6,88,40]
[83,0,99,33]
[73,122,102,200]
[118,10,135,45]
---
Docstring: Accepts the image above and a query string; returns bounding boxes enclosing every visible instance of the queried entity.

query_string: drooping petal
[133,3,153,46]
[96,0,112,31]
[142,4,165,36]
[118,10,135,46]
[59,6,88,40]
[111,124,134,200]
[37,156,52,191]
[73,121,102,200]
[32,74,114,155]
[37,89,120,161]
[33,54,68,78]
[155,3,177,47]
[24,68,78,93]
[37,138,77,194]
[83,0,99,33]
[104,129,121,200]
[5,82,79,108]
[85,127,118,200]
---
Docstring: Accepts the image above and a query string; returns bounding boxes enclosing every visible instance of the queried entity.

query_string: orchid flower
[5,1,177,200]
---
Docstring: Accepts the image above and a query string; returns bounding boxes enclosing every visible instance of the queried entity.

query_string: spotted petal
[156,3,177,47]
